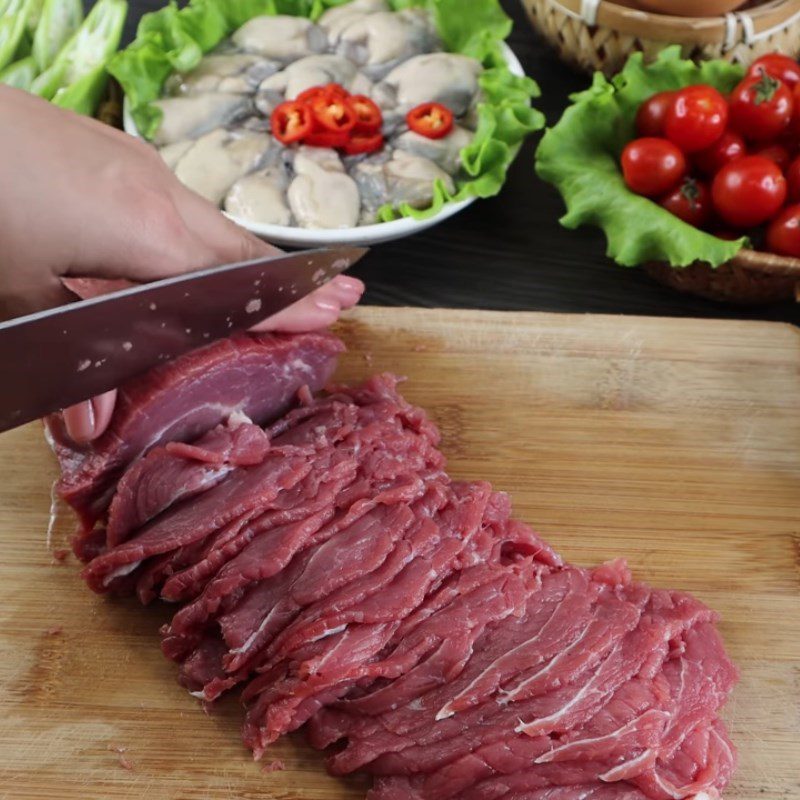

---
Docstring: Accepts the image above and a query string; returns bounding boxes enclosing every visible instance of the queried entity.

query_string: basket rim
[731,248,800,276]
[536,0,800,36]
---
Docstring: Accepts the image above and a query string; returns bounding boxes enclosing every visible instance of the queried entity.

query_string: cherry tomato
[694,130,746,177]
[789,83,800,139]
[660,177,712,228]
[712,155,787,229]
[621,137,686,197]
[787,156,800,201]
[711,228,741,241]
[754,143,791,171]
[664,85,728,153]
[766,204,800,257]
[729,73,794,142]
[748,53,800,91]
[636,91,677,137]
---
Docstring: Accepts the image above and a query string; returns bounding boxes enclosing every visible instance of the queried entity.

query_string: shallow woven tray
[646,250,800,304]
[521,0,800,76]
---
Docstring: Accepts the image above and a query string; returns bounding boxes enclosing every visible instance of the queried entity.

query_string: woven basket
[521,0,800,76]
[645,250,800,304]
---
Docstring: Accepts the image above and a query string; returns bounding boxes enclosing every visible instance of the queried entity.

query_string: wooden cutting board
[0,307,798,800]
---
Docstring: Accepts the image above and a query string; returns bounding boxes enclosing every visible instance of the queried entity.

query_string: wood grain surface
[0,307,798,800]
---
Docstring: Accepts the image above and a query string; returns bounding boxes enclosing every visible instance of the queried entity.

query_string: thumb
[172,183,282,265]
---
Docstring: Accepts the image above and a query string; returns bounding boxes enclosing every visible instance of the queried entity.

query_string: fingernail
[90,389,117,440]
[336,276,364,292]
[62,401,96,444]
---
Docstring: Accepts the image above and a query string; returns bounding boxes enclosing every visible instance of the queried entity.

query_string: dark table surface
[122,0,800,326]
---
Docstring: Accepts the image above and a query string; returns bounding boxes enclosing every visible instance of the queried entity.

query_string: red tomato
[787,156,800,201]
[711,228,741,241]
[621,137,686,197]
[748,53,800,91]
[711,156,787,228]
[729,73,794,142]
[660,177,712,228]
[766,204,800,257]
[694,130,746,177]
[789,84,800,139]
[636,91,677,137]
[754,143,791,171]
[664,85,728,153]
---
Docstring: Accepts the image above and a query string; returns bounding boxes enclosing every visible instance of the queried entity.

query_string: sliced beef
[51,336,737,800]
[47,331,343,529]
[174,498,420,699]
[104,416,271,548]
[367,777,654,800]
[319,580,711,779]
[159,457,358,604]
[81,446,315,594]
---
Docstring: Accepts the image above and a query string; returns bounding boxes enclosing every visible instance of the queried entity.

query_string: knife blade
[0,246,367,434]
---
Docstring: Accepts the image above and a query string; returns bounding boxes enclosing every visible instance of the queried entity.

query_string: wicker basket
[645,250,800,304]
[521,0,800,76]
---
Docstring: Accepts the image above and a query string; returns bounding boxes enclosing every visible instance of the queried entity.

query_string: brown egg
[632,0,749,15]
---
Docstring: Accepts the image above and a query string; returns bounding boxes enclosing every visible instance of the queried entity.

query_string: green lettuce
[535,48,747,268]
[110,0,543,221]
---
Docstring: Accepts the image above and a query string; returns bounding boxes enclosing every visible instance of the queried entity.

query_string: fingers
[62,401,95,444]
[172,182,282,265]
[62,390,117,443]
[251,275,365,333]
[91,390,118,439]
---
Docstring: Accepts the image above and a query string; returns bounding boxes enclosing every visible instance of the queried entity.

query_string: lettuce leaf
[109,0,543,222]
[535,48,747,269]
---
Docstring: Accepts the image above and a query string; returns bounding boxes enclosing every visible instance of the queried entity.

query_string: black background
[119,0,800,325]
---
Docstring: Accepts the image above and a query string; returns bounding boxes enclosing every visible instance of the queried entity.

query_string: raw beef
[53,331,738,800]
[46,331,343,529]
[105,416,272,548]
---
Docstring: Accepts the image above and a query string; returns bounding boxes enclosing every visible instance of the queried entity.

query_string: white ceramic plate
[124,43,525,247]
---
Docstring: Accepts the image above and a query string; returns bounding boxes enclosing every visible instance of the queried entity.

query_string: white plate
[124,43,526,247]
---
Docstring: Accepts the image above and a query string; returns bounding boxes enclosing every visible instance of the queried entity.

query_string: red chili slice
[406,102,454,140]
[304,130,351,149]
[296,82,348,105]
[310,94,357,137]
[270,100,313,145]
[343,132,384,156]
[347,95,383,134]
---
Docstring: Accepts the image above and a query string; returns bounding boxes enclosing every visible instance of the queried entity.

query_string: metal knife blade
[0,246,367,434]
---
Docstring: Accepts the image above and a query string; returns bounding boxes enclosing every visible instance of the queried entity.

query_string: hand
[0,86,364,442]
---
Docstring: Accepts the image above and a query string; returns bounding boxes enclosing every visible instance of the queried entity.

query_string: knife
[0,246,367,434]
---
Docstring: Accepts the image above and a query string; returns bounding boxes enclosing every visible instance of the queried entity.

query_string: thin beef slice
[46,331,343,529]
